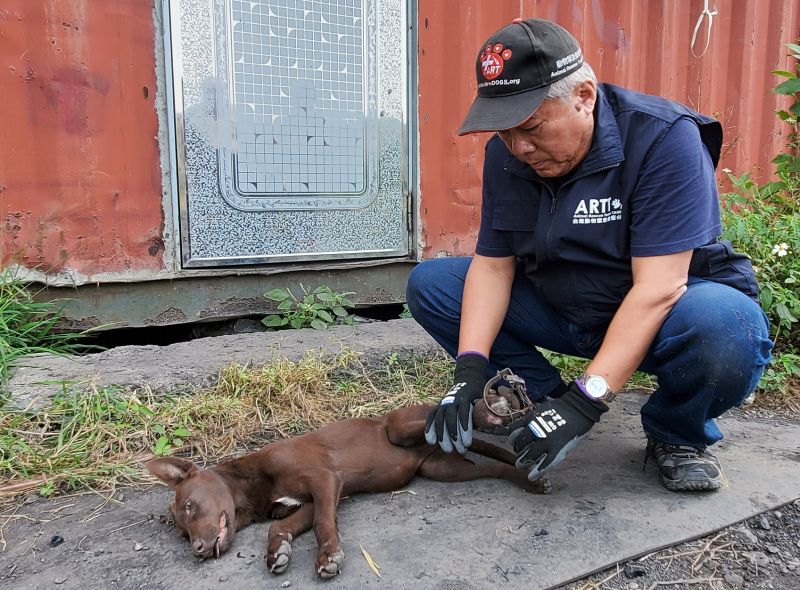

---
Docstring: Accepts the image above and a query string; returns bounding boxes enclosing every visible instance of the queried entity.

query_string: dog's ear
[144,457,199,489]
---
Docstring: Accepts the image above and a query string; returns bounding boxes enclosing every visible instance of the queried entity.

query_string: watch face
[584,376,609,399]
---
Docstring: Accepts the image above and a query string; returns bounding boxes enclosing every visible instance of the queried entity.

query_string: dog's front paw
[266,535,293,574]
[316,546,344,578]
[525,477,552,495]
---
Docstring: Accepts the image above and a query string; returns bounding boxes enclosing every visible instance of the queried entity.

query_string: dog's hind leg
[266,503,314,575]
[418,452,551,494]
[385,405,433,446]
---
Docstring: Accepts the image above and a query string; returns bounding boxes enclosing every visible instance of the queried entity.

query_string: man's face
[497,81,596,177]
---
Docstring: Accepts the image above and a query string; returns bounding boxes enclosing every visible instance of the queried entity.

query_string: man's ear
[575,80,597,113]
[144,457,199,489]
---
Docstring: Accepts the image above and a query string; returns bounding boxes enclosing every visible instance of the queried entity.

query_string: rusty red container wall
[0,0,163,277]
[417,0,800,259]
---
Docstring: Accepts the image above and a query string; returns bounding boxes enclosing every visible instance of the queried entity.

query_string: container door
[165,0,410,266]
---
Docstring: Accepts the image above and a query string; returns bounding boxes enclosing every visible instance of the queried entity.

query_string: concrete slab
[2,393,799,590]
[4,320,800,587]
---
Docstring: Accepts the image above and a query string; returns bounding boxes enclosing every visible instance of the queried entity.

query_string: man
[407,18,773,491]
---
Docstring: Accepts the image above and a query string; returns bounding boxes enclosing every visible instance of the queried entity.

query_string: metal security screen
[226,0,370,199]
[166,0,410,266]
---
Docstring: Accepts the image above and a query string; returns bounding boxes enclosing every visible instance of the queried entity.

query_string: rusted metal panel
[0,0,163,277]
[40,261,414,329]
[417,0,800,259]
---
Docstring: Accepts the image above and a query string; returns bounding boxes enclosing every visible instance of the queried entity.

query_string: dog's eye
[184,500,192,511]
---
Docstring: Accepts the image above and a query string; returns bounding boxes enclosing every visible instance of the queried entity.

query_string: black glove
[507,380,608,480]
[424,353,488,454]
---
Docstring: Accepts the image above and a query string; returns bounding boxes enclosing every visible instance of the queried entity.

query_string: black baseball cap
[458,18,584,135]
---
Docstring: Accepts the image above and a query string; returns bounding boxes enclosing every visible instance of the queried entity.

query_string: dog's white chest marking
[276,496,303,507]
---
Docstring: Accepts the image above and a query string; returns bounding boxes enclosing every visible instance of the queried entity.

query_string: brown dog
[145,403,548,578]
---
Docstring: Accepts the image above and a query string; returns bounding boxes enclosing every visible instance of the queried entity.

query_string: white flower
[772,243,789,257]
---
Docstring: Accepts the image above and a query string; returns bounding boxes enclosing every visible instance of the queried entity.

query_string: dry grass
[0,349,453,502]
[752,376,800,415]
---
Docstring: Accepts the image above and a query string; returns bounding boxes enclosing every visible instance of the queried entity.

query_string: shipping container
[2,0,797,328]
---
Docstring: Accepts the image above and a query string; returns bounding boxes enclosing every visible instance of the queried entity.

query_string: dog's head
[145,457,236,559]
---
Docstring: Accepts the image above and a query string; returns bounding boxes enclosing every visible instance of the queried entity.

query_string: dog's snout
[192,539,207,555]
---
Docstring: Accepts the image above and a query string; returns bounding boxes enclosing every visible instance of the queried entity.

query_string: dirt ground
[561,498,800,590]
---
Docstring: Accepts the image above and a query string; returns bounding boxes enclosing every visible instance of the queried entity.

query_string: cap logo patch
[480,43,512,81]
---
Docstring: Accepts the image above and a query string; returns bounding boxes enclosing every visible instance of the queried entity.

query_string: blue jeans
[406,257,773,448]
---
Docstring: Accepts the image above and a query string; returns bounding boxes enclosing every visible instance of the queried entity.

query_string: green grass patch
[542,350,657,393]
[0,270,93,387]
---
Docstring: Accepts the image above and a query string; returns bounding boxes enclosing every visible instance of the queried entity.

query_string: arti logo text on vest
[572,197,622,224]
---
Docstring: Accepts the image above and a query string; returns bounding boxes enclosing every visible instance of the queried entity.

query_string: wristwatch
[578,374,617,403]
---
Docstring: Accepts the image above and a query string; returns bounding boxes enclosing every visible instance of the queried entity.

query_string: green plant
[38,480,56,498]
[718,40,800,399]
[262,285,355,330]
[152,424,193,456]
[0,269,93,384]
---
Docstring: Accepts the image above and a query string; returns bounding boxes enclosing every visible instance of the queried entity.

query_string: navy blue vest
[477,84,758,330]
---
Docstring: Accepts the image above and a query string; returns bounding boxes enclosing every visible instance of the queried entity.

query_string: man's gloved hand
[424,353,488,454]
[508,380,609,480]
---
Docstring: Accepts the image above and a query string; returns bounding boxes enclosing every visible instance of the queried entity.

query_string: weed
[541,349,657,393]
[262,285,355,330]
[0,269,93,385]
[719,40,800,402]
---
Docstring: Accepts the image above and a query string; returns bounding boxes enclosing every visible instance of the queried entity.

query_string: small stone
[134,543,144,552]
[773,510,782,519]
[219,576,228,582]
[766,545,780,554]
[281,582,291,588]
[759,516,771,530]
[624,563,646,579]
[743,551,770,568]
[49,535,64,548]
[245,559,254,565]
[117,493,124,502]
[54,578,68,585]
[628,583,639,590]
[724,572,744,586]
[534,528,549,537]
[731,526,759,545]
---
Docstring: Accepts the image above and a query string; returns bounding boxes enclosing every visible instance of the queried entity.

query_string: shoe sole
[661,475,722,491]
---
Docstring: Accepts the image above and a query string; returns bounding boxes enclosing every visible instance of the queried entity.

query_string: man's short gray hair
[545,62,597,101]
